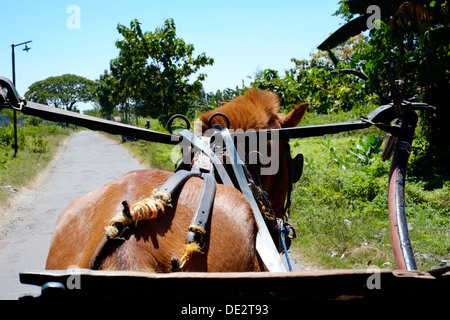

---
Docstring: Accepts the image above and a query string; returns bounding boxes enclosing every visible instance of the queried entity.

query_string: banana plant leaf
[317,15,369,51]
[343,0,402,15]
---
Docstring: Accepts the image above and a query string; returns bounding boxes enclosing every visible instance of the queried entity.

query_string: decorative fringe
[259,201,275,221]
[178,242,203,269]
[105,189,171,238]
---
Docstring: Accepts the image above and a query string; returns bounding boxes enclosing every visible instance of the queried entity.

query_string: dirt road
[0,131,146,299]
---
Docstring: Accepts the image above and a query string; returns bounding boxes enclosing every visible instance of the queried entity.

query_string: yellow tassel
[178,242,203,269]
[105,189,171,238]
[104,212,133,238]
[258,201,275,221]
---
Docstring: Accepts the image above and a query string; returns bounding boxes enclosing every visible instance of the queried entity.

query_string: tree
[319,0,450,185]
[96,71,117,120]
[251,34,372,114]
[107,19,214,122]
[25,74,96,111]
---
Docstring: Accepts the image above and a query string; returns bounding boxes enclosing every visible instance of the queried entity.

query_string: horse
[45,88,308,272]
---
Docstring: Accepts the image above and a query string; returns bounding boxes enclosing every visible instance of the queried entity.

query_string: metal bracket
[0,76,26,110]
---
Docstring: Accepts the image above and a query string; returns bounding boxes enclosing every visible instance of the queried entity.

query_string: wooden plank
[21,102,178,145]
[20,269,448,300]
[21,102,371,143]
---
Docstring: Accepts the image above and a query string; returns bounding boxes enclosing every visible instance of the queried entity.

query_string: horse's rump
[46,169,258,272]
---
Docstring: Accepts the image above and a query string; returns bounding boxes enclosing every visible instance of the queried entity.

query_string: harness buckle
[186,224,207,248]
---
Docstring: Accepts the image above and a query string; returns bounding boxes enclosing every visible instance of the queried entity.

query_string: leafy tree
[251,35,373,114]
[194,86,246,116]
[107,19,214,122]
[96,71,117,120]
[25,74,96,111]
[320,0,450,185]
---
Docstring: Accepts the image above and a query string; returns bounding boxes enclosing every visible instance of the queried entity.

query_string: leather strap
[221,128,287,272]
[88,168,201,270]
[185,170,216,246]
[158,167,201,195]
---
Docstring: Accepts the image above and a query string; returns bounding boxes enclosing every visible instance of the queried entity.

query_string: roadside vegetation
[0,110,71,204]
[289,106,449,271]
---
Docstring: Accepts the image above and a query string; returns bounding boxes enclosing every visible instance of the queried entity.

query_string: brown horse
[45,88,308,272]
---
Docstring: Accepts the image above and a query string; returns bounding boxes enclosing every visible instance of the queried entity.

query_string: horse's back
[46,169,258,272]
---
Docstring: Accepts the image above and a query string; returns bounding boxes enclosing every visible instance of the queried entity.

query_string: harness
[88,115,303,272]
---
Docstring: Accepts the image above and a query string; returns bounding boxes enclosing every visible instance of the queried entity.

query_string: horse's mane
[199,88,283,131]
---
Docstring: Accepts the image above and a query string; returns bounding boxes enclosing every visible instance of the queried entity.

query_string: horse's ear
[279,103,309,128]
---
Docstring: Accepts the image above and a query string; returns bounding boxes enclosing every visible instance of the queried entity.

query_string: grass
[0,122,71,205]
[289,134,395,269]
[118,107,449,272]
[288,106,449,271]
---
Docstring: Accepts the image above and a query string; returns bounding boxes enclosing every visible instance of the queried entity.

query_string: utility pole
[11,40,32,156]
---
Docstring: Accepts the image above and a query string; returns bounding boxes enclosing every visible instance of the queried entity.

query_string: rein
[219,127,287,272]
[0,75,434,145]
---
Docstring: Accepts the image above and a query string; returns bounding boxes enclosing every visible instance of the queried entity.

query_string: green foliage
[96,70,116,120]
[355,136,383,163]
[25,74,96,111]
[350,136,383,165]
[0,115,70,203]
[289,108,446,270]
[252,61,373,114]
[0,124,26,149]
[251,35,377,114]
[133,140,174,171]
[0,114,67,159]
[328,1,450,184]
[0,148,8,170]
[325,135,383,170]
[289,119,448,270]
[103,18,214,123]
[29,130,49,153]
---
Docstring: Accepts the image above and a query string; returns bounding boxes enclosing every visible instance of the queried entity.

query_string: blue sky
[0,1,344,109]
